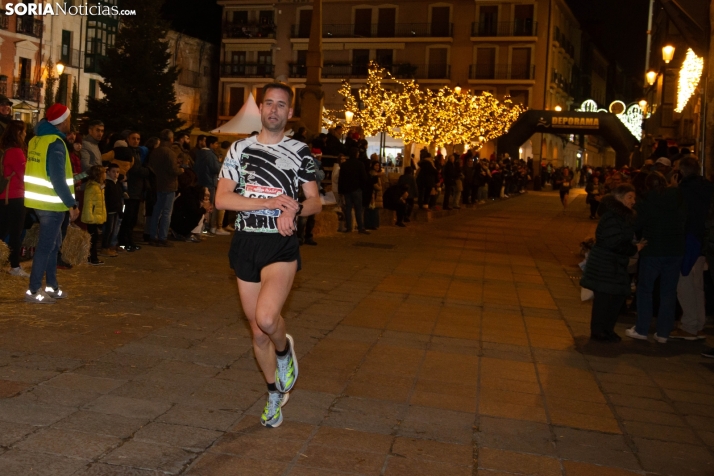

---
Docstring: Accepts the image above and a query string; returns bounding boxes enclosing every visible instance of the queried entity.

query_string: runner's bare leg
[237,260,297,383]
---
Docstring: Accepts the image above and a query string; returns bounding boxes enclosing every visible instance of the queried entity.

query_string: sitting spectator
[397,166,418,222]
[82,165,107,266]
[171,180,210,242]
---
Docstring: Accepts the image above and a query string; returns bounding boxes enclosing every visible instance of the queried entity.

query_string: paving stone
[185,452,287,475]
[323,396,405,435]
[554,427,640,470]
[52,410,148,438]
[561,460,645,476]
[301,444,387,474]
[74,463,165,475]
[478,447,562,475]
[84,395,172,420]
[132,422,222,451]
[391,436,474,465]
[16,428,121,459]
[43,373,126,394]
[397,405,474,444]
[634,438,714,476]
[383,456,472,476]
[0,419,37,446]
[477,416,556,455]
[157,404,242,432]
[0,399,76,426]
[0,449,86,476]
[101,441,197,474]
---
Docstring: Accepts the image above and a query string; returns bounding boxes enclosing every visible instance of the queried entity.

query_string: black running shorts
[229,231,301,283]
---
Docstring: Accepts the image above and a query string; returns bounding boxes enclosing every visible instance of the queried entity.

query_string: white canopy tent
[211,93,262,135]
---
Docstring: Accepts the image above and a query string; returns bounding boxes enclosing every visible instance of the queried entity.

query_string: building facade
[217,0,621,167]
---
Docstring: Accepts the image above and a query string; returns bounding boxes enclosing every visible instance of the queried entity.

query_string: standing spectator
[148,129,183,247]
[292,127,306,143]
[416,153,437,209]
[585,175,604,219]
[24,104,78,303]
[451,153,463,209]
[365,161,386,230]
[194,136,226,235]
[190,135,206,164]
[81,119,104,172]
[82,165,107,266]
[397,166,417,222]
[442,153,457,210]
[101,164,123,257]
[117,131,148,252]
[461,153,475,204]
[672,156,714,340]
[0,120,28,276]
[0,95,13,136]
[338,147,370,234]
[626,172,686,343]
[581,184,645,342]
[172,132,192,167]
[331,153,346,231]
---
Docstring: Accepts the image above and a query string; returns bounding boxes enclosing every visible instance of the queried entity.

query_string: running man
[215,83,322,428]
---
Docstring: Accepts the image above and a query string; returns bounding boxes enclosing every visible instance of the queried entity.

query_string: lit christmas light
[676,48,703,113]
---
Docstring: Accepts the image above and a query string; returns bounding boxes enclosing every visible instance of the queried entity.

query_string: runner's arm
[215,177,299,213]
[299,181,322,217]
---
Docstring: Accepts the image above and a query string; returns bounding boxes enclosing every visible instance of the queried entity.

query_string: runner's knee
[255,307,280,334]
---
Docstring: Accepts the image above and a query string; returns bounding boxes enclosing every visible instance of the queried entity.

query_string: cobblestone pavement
[0,191,713,475]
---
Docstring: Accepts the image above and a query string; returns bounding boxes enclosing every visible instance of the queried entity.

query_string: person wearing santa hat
[23,103,77,304]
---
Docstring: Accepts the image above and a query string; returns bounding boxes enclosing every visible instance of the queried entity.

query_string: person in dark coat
[626,172,686,342]
[337,147,370,234]
[442,153,457,210]
[416,154,437,209]
[581,184,646,342]
[383,184,409,227]
[397,166,418,222]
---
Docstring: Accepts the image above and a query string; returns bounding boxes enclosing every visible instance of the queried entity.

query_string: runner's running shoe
[260,391,284,428]
[275,334,298,393]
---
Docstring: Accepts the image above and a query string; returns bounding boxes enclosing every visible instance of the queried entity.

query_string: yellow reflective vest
[24,134,74,211]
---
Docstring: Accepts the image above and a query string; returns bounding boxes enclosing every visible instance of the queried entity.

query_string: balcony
[220,62,275,78]
[223,22,276,39]
[551,72,571,93]
[289,62,450,80]
[469,64,536,80]
[84,53,108,74]
[13,80,40,102]
[290,22,453,39]
[0,13,8,30]
[16,17,42,37]
[178,69,201,88]
[471,20,537,37]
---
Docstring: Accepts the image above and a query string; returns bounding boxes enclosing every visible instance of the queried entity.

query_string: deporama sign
[550,117,600,128]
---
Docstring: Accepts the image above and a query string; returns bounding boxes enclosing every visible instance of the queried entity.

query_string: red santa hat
[46,103,70,125]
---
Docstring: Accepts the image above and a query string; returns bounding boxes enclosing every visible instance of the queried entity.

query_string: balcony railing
[469,64,536,80]
[290,22,453,39]
[178,69,201,88]
[471,20,537,37]
[223,22,276,39]
[551,71,571,92]
[220,62,275,78]
[13,80,40,102]
[84,53,106,74]
[16,17,42,37]
[289,62,450,80]
[0,14,8,30]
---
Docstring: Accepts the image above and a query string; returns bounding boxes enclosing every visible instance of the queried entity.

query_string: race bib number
[244,184,283,217]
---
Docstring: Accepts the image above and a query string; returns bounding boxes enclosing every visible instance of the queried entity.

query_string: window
[511,47,531,79]
[258,10,274,25]
[88,78,97,99]
[509,89,529,106]
[298,9,312,37]
[513,5,534,35]
[352,49,370,75]
[257,51,272,76]
[354,8,372,37]
[377,7,396,37]
[376,49,393,67]
[229,87,245,116]
[428,47,449,78]
[61,30,71,65]
[478,5,498,36]
[430,6,450,36]
[57,74,69,105]
[85,12,118,73]
[475,47,496,79]
[232,11,248,24]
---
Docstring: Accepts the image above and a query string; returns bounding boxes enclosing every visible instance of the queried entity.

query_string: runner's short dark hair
[262,82,294,105]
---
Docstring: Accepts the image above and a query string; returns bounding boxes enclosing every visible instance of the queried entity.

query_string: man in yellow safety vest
[24,103,79,304]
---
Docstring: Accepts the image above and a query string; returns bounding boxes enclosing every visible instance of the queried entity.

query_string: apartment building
[217,0,614,165]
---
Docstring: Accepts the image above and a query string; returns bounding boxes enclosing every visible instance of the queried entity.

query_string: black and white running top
[220,135,317,233]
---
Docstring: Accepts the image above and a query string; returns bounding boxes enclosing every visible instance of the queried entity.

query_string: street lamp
[56,62,65,76]
[638,99,647,109]
[454,84,462,94]
[554,105,562,112]
[662,45,675,63]
[344,110,354,125]
[646,70,657,86]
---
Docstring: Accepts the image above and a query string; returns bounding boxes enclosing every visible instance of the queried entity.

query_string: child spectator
[82,166,107,265]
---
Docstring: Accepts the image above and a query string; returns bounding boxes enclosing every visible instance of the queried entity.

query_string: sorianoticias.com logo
[5,2,136,16]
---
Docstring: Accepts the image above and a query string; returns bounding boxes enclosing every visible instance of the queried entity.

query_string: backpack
[0,149,12,204]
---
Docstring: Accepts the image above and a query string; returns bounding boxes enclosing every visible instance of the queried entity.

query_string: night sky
[566,0,651,77]
[161,0,222,45]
